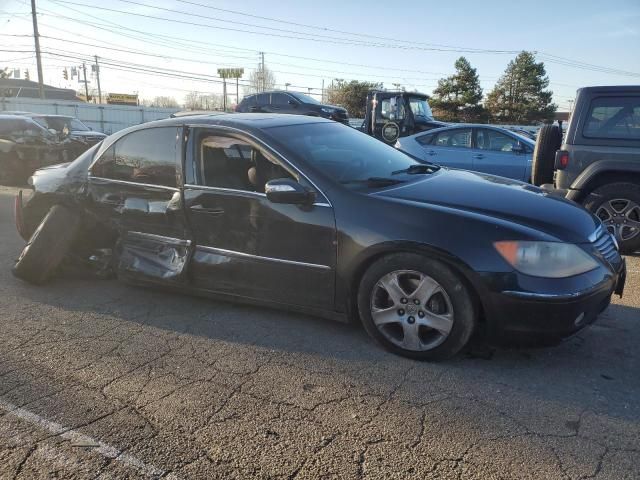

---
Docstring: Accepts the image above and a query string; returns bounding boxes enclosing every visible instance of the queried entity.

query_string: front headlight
[494,241,599,278]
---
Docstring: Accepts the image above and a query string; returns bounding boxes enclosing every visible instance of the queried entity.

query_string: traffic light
[63,68,68,80]
[24,69,30,81]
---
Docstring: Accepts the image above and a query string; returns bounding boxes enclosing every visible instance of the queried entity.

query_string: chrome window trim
[185,123,332,207]
[127,231,191,246]
[88,176,180,192]
[183,184,331,207]
[196,245,331,270]
[184,183,266,197]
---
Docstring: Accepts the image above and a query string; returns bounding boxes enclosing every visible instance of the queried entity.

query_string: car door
[269,92,296,114]
[182,126,336,309]
[87,126,192,284]
[472,128,530,180]
[422,128,473,170]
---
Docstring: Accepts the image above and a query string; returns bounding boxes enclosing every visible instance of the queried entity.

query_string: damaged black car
[0,114,73,185]
[13,114,626,360]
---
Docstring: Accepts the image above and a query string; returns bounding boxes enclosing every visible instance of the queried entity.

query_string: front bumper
[481,259,626,339]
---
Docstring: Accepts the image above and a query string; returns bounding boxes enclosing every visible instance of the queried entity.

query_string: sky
[1,0,639,111]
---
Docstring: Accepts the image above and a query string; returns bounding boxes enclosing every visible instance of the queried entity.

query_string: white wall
[0,97,180,135]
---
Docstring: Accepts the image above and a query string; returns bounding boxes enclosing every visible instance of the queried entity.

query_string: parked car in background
[0,115,71,185]
[2,112,107,158]
[13,114,625,360]
[532,85,640,253]
[395,125,535,182]
[236,90,349,124]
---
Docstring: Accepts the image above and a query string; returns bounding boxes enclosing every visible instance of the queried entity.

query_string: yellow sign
[107,93,138,105]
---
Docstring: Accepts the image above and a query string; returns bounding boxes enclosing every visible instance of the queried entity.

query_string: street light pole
[94,55,102,104]
[82,62,89,101]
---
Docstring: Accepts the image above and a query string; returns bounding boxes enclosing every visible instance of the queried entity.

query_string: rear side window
[433,128,472,148]
[91,127,178,187]
[256,93,269,105]
[583,96,640,140]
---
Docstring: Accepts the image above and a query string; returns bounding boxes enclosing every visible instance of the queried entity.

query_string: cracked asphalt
[0,186,638,479]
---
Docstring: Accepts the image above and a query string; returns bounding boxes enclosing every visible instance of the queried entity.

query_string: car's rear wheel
[584,182,640,254]
[12,205,81,284]
[531,124,561,186]
[357,253,476,360]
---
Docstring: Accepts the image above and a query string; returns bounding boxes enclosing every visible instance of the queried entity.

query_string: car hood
[372,169,600,243]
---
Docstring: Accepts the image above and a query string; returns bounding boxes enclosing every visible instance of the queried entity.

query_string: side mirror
[512,142,526,153]
[265,178,315,205]
[288,100,298,107]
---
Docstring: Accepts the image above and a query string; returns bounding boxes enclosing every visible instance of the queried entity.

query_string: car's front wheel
[357,253,476,360]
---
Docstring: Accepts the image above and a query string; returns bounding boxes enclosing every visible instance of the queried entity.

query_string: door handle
[189,204,224,215]
[427,150,437,156]
[473,154,484,159]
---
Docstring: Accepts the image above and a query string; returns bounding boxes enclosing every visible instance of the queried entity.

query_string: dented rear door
[87,125,193,285]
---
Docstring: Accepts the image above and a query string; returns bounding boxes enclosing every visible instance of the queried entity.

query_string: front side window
[91,127,178,187]
[434,129,472,148]
[416,133,434,146]
[583,96,640,140]
[271,93,290,106]
[476,129,517,152]
[192,131,294,193]
[256,93,270,105]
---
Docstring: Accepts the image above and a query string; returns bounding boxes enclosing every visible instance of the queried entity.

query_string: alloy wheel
[596,198,640,242]
[370,270,454,352]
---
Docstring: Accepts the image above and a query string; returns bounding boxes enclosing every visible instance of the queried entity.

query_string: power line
[49,0,523,53]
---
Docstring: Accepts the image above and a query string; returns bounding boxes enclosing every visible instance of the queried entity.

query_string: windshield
[288,91,322,105]
[265,122,430,188]
[409,97,434,120]
[70,118,91,131]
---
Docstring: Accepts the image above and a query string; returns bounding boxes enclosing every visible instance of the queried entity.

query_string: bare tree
[0,67,9,79]
[245,66,276,94]
[183,91,223,110]
[142,96,179,108]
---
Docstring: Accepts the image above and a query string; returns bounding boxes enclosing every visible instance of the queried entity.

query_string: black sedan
[13,114,626,360]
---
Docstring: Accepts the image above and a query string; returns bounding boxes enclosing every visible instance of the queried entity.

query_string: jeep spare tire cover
[531,124,561,186]
[382,122,400,143]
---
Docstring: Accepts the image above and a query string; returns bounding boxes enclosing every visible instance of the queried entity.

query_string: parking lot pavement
[0,186,638,480]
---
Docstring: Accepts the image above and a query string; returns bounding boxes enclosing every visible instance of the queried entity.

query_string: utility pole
[260,52,265,92]
[94,55,102,104]
[236,77,239,107]
[30,0,45,99]
[321,79,324,103]
[222,77,227,111]
[82,62,89,101]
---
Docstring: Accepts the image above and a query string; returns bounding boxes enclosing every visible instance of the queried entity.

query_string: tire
[583,182,640,254]
[357,253,476,361]
[531,125,561,186]
[12,205,82,284]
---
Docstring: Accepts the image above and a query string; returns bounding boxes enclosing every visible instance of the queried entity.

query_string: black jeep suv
[532,86,640,253]
[236,90,349,124]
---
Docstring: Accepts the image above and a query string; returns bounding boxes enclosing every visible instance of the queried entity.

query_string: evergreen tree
[430,57,485,122]
[326,79,381,118]
[485,51,556,124]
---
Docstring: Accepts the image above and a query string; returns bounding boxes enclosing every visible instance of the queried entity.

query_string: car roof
[404,124,535,143]
[577,85,640,94]
[132,112,333,130]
